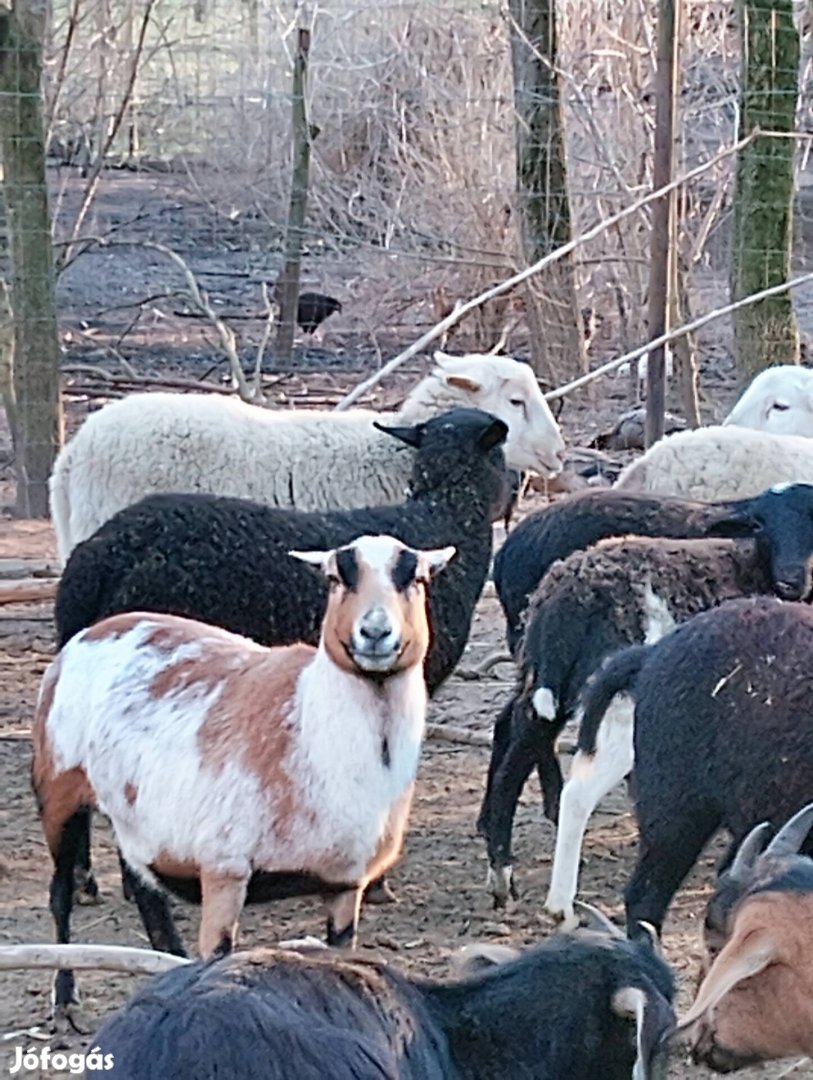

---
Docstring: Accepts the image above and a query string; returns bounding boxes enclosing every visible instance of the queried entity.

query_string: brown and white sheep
[31,533,454,1028]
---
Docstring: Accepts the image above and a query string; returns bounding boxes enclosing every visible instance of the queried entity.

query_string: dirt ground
[0,516,808,1080]
[0,169,811,1077]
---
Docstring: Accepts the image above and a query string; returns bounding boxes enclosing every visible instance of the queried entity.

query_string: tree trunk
[0,1,62,517]
[731,0,800,378]
[508,0,583,385]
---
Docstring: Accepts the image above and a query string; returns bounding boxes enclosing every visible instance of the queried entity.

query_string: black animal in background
[296,292,342,334]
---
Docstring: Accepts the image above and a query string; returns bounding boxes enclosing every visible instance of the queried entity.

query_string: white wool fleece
[615,425,813,500]
[49,353,565,565]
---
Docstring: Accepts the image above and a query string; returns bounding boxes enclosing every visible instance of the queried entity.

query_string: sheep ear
[374,420,424,448]
[416,545,456,582]
[676,928,776,1032]
[288,549,334,572]
[432,352,483,392]
[699,502,756,539]
[444,374,482,393]
[478,417,508,451]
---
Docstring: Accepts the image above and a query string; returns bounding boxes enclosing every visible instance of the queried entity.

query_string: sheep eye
[771,402,790,411]
[327,573,341,587]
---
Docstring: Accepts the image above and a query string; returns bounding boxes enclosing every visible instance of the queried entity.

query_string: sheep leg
[199,869,249,958]
[118,849,136,903]
[476,696,516,836]
[625,810,718,936]
[72,807,99,906]
[125,864,187,957]
[545,711,635,930]
[326,886,363,948]
[536,744,564,823]
[364,876,398,905]
[484,723,550,907]
[49,811,88,1032]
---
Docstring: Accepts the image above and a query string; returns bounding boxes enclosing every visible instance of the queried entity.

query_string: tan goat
[678,802,813,1070]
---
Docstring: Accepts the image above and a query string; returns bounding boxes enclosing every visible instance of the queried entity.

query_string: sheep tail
[577,645,649,756]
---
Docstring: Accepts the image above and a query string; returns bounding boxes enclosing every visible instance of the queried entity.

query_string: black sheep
[56,407,507,686]
[91,928,675,1080]
[493,484,813,655]
[576,596,813,935]
[56,407,508,905]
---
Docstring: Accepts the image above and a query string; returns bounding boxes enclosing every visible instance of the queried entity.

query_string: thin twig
[58,0,158,271]
[547,268,813,401]
[253,283,277,400]
[139,242,252,400]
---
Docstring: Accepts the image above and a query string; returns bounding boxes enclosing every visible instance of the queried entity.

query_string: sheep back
[49,392,412,562]
[615,426,813,500]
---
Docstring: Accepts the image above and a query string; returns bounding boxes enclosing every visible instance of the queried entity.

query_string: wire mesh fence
[1,0,812,495]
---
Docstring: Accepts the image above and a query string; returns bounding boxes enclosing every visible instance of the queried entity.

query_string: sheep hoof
[73,870,101,907]
[364,879,399,906]
[546,903,579,932]
[51,985,88,1036]
[52,1002,89,1036]
[487,865,516,908]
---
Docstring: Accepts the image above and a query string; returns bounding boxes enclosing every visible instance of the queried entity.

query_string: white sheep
[32,533,454,1024]
[49,352,565,566]
[724,364,813,436]
[614,425,813,500]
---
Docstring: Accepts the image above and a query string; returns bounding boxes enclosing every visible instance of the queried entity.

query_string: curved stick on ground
[0,944,189,975]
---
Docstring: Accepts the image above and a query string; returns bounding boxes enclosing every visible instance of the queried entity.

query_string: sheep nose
[360,621,390,643]
[358,608,393,645]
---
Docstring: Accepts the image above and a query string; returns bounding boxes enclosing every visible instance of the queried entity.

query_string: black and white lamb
[480,508,813,908]
[561,597,813,938]
[493,484,813,655]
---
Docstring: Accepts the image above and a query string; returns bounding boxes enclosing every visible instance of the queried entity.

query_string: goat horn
[765,802,813,858]
[728,821,772,881]
[0,944,191,975]
[573,900,625,939]
[635,921,663,958]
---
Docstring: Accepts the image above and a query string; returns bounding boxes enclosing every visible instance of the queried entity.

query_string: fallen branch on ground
[0,581,58,606]
[426,724,491,747]
[456,651,514,680]
[0,944,189,975]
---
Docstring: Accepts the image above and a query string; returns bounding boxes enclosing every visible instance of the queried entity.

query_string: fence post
[274,27,312,368]
[645,0,680,448]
